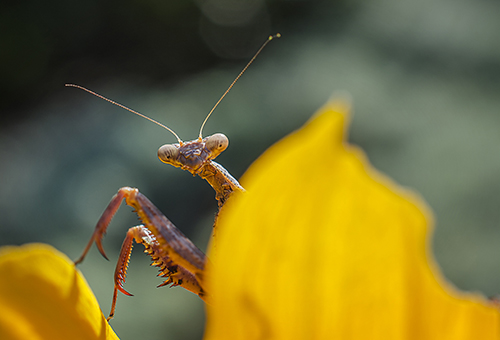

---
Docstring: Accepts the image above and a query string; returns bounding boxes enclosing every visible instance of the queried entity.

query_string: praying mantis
[68,34,280,320]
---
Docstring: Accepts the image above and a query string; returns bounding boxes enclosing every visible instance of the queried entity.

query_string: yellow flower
[0,243,118,340]
[1,99,498,340]
[204,100,500,339]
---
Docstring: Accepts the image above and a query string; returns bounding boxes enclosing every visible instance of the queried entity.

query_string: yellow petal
[0,243,119,340]
[204,100,500,339]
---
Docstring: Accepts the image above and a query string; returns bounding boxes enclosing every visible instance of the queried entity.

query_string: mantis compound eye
[205,133,229,158]
[158,144,180,164]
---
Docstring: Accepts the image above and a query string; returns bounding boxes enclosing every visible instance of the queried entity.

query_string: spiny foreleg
[74,187,210,319]
[107,225,207,320]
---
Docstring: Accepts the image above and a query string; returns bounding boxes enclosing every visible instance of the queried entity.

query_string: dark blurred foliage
[0,0,335,119]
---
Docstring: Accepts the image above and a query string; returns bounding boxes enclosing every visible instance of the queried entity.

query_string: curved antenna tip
[198,34,281,139]
[66,83,183,144]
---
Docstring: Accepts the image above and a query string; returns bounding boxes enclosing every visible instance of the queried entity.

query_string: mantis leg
[74,187,209,319]
[107,225,206,320]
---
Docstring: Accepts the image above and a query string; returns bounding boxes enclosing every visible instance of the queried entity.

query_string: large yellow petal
[0,243,119,340]
[204,100,500,339]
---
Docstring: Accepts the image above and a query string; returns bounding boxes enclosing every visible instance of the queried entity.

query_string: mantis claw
[95,236,109,261]
[117,285,133,297]
[74,189,129,265]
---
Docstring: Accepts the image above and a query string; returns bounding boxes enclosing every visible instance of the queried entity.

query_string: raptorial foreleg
[74,187,209,319]
[107,225,207,320]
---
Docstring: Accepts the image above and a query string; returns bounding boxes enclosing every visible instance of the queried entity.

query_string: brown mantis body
[70,34,279,320]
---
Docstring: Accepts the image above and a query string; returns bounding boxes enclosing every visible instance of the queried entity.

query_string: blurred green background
[1,0,500,339]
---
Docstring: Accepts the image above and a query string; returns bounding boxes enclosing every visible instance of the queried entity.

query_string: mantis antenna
[65,83,184,145]
[198,33,281,140]
[66,33,280,144]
